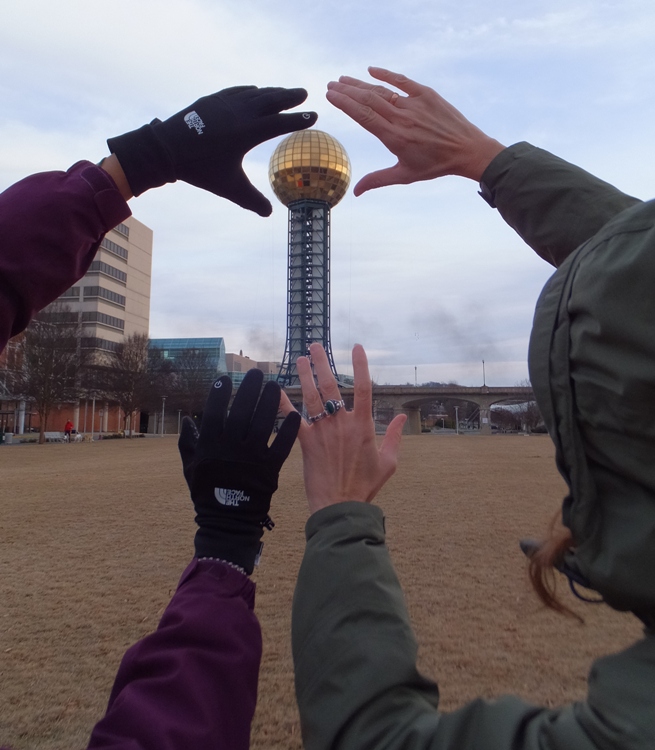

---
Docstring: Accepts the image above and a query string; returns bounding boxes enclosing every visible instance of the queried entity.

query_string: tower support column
[479,406,492,434]
[278,200,337,386]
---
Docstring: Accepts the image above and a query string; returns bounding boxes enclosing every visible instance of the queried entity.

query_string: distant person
[282,69,655,749]
[64,420,74,441]
[0,84,314,749]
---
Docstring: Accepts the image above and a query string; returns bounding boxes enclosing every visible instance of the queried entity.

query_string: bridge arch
[371,386,534,435]
[282,385,534,435]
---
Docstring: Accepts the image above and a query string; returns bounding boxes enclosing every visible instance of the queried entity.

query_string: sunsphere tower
[269,130,351,386]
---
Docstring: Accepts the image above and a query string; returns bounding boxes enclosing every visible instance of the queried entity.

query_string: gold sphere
[268,129,351,208]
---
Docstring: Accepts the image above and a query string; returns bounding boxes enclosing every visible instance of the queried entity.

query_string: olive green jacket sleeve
[479,142,641,267]
[292,503,655,750]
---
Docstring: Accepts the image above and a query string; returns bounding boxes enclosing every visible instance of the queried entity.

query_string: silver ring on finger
[307,410,328,424]
[324,399,345,416]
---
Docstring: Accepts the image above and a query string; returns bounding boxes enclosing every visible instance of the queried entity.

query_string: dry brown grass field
[0,434,642,749]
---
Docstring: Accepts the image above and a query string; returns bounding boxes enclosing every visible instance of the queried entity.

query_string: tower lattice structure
[269,130,351,386]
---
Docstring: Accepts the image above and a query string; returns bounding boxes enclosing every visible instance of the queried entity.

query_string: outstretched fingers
[297,354,323,422]
[196,376,232,459]
[351,344,373,421]
[247,380,281,446]
[225,368,264,442]
[258,110,318,142]
[269,409,301,467]
[178,416,200,486]
[327,68,425,117]
[335,75,400,105]
[367,67,426,98]
[309,342,341,402]
[326,82,398,136]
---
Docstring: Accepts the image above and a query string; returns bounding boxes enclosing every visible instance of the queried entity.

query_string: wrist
[106,121,175,197]
[196,556,248,576]
[194,525,265,576]
[459,137,506,181]
[99,154,133,201]
[307,494,368,515]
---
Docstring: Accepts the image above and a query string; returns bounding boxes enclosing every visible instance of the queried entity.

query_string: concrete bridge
[283,384,534,435]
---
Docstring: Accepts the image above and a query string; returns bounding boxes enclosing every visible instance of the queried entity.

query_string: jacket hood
[528,199,655,616]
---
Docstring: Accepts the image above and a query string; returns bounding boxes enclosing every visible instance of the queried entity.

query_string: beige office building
[59,216,153,358]
[225,351,280,385]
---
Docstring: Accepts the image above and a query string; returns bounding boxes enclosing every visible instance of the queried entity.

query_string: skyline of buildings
[0,212,284,437]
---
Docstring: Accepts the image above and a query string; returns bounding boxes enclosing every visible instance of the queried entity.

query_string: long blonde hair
[528,513,583,622]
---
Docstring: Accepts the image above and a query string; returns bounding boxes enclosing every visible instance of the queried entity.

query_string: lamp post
[482,359,486,386]
[161,396,166,436]
[177,409,182,435]
[455,405,459,435]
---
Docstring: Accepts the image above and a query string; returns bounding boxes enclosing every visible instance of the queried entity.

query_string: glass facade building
[149,337,227,375]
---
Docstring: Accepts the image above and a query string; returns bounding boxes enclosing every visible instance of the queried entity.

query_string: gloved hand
[178,369,301,574]
[107,85,318,215]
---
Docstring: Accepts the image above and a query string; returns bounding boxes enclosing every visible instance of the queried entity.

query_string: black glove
[178,369,301,574]
[107,85,318,215]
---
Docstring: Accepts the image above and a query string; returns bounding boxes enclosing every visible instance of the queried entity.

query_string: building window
[81,311,125,330]
[112,222,130,238]
[81,337,122,353]
[83,286,126,308]
[59,286,80,299]
[100,237,128,261]
[38,311,79,324]
[88,260,127,284]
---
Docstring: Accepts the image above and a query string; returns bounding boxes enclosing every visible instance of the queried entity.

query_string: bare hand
[326,67,505,195]
[279,343,406,514]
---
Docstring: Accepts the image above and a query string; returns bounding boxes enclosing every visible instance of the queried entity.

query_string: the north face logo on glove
[184,111,206,135]
[214,488,250,506]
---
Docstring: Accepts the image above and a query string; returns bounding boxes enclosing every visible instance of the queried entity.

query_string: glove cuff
[107,121,176,196]
[194,525,264,576]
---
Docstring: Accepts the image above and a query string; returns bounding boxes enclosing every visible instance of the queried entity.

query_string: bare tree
[514,379,543,433]
[12,305,83,443]
[170,347,217,420]
[140,346,176,427]
[491,406,522,432]
[107,333,150,437]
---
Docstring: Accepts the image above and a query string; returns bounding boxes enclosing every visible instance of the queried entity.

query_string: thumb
[353,163,407,196]
[379,413,406,467]
[218,167,273,216]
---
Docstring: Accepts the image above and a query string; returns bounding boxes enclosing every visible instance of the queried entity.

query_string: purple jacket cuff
[0,161,131,352]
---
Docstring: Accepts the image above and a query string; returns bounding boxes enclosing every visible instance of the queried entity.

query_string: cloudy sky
[2,0,654,385]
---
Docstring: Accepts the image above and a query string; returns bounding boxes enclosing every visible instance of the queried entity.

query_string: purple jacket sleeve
[0,161,131,352]
[87,559,262,750]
